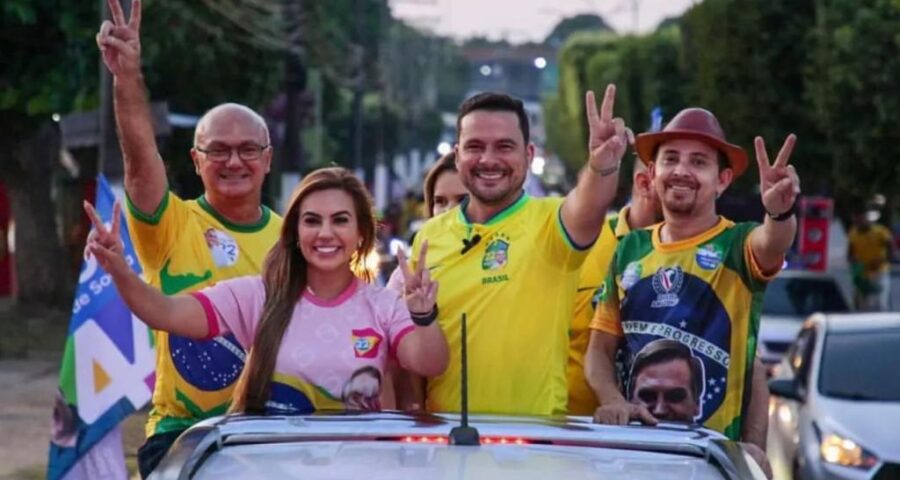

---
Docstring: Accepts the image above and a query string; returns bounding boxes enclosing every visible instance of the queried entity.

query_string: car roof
[154,412,760,480]
[820,312,900,332]
[197,412,723,450]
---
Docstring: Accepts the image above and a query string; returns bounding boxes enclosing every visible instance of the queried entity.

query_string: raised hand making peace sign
[96,0,142,78]
[396,241,439,317]
[83,200,130,278]
[584,84,633,175]
[755,134,800,218]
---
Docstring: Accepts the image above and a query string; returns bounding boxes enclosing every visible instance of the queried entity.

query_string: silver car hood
[815,396,900,462]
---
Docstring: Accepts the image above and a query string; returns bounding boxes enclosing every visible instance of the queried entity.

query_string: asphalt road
[0,356,144,480]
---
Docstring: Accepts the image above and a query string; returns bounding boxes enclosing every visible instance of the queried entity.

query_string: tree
[680,0,824,193]
[546,29,686,174]
[0,0,286,310]
[806,0,900,213]
[545,14,615,48]
[0,1,98,308]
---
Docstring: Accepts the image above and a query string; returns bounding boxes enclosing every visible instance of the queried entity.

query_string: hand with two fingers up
[396,241,439,322]
[755,134,801,220]
[83,200,131,279]
[584,84,634,176]
[96,0,143,79]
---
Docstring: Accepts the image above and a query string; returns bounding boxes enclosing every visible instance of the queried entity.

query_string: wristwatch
[767,202,797,222]
[410,306,439,326]
[589,160,620,177]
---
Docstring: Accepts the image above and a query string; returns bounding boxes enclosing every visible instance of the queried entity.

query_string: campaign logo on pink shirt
[351,328,383,359]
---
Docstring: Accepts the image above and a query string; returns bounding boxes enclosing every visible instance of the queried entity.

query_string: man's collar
[458,190,529,226]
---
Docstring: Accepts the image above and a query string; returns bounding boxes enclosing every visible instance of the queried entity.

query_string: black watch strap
[410,305,439,326]
[767,202,797,222]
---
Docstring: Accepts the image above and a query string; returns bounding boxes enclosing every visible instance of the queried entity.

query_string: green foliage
[806,0,900,203]
[548,30,685,173]
[545,14,615,47]
[0,0,98,141]
[681,0,822,191]
[139,0,284,112]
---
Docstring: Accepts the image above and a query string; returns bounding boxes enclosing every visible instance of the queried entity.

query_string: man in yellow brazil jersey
[407,86,630,416]
[96,1,282,476]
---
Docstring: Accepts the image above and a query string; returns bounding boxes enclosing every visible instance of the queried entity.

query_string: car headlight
[819,433,879,469]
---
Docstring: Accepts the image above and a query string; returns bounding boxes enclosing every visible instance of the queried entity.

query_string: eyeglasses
[195,144,270,163]
[636,387,689,404]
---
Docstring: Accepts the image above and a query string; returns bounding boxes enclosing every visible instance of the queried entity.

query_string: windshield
[819,329,900,402]
[761,277,850,317]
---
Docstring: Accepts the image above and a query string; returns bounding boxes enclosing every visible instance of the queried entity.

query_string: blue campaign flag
[650,106,663,132]
[47,175,155,480]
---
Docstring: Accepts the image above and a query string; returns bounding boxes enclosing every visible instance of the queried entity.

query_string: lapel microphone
[460,234,482,254]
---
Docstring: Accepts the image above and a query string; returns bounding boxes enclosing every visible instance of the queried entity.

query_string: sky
[392,0,698,44]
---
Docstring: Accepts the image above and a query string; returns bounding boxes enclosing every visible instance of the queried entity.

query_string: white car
[150,413,768,479]
[767,313,900,479]
[758,270,851,366]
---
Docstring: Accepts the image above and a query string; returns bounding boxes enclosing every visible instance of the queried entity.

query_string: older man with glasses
[96,0,283,477]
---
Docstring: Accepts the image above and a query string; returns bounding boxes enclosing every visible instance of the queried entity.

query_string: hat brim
[634,130,748,178]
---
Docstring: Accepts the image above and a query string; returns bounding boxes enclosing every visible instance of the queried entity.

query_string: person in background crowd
[568,159,662,416]
[847,207,894,311]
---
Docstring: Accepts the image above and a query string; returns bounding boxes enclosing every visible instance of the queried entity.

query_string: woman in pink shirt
[85,167,449,415]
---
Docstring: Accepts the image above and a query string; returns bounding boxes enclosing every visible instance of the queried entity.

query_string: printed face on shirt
[191,106,271,202]
[456,110,533,208]
[298,188,361,275]
[432,170,468,216]
[651,138,732,218]
[631,357,700,422]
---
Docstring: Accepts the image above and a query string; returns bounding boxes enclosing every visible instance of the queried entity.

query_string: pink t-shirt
[191,276,415,414]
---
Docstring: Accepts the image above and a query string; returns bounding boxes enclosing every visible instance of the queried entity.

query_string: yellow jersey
[848,224,893,274]
[126,191,282,436]
[410,193,590,416]
[590,218,775,439]
[568,206,633,415]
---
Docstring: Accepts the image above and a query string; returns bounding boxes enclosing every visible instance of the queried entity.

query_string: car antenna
[448,313,480,445]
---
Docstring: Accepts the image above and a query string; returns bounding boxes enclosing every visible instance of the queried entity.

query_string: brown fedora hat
[634,108,748,178]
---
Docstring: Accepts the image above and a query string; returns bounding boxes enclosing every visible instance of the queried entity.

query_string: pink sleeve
[194,276,266,349]
[383,289,416,361]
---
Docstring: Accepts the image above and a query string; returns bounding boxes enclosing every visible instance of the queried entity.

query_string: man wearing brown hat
[585,108,798,454]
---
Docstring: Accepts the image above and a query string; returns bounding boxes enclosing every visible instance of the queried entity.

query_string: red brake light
[399,436,529,445]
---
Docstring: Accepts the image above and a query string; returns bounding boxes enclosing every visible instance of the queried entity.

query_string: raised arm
[560,85,630,247]
[96,0,168,214]
[84,201,208,338]
[394,242,450,378]
[748,135,800,274]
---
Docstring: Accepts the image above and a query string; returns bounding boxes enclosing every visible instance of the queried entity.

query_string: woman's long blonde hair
[231,167,377,414]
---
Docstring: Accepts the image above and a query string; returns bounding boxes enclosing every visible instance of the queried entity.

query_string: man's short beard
[663,198,696,216]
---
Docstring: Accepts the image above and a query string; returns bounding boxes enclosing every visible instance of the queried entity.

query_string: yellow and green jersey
[126,191,282,437]
[848,223,893,274]
[568,207,634,415]
[590,217,775,439]
[410,193,590,416]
